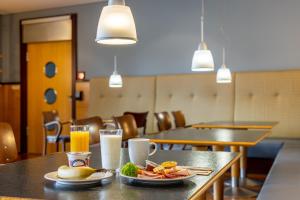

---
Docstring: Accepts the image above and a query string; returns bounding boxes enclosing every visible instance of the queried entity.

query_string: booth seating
[89,70,300,157]
[257,139,300,200]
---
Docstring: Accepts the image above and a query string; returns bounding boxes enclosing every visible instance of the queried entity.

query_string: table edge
[189,152,241,200]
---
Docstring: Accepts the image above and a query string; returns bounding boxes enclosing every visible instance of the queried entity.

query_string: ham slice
[164,173,179,178]
[140,170,160,177]
[138,174,165,179]
[136,166,190,180]
[173,169,190,176]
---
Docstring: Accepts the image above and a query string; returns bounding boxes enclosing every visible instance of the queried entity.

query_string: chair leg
[168,144,174,150]
[56,142,59,152]
[62,141,66,152]
[44,140,48,155]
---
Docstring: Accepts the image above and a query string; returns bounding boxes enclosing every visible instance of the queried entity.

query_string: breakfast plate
[120,171,196,185]
[44,171,113,186]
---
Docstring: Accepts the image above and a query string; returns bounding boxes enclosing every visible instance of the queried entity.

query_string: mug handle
[149,142,157,156]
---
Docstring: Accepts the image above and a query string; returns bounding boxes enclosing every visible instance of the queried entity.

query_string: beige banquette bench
[89,70,300,139]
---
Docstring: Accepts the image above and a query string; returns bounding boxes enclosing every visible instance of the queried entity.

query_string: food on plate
[153,165,165,174]
[121,161,191,179]
[57,165,96,179]
[161,161,177,168]
[145,160,158,171]
[121,162,139,177]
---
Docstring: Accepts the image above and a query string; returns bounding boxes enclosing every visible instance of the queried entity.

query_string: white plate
[120,170,196,185]
[44,171,113,186]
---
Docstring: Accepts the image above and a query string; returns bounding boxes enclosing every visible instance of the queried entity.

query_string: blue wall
[1,0,300,82]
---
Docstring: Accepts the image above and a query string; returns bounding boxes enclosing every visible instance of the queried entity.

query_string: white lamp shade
[95,5,137,45]
[216,66,232,83]
[109,72,123,88]
[191,49,214,71]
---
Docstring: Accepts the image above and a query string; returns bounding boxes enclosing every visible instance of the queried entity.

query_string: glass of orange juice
[70,125,90,152]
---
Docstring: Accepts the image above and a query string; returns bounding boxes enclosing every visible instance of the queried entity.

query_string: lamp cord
[114,56,117,72]
[201,0,204,42]
[222,47,226,67]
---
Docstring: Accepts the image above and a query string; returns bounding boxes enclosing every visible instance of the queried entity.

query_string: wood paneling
[76,81,89,119]
[0,84,21,151]
[27,41,72,154]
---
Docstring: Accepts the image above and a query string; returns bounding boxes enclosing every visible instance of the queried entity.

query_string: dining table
[145,128,271,198]
[192,121,278,130]
[0,146,240,200]
[192,121,278,190]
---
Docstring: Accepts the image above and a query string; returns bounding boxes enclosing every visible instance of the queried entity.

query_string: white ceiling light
[109,56,123,88]
[217,48,232,83]
[95,0,137,45]
[191,0,214,72]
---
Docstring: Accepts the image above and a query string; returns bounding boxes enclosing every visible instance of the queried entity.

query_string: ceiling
[0,0,106,14]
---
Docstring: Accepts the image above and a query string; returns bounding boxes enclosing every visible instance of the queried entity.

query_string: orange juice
[70,131,89,152]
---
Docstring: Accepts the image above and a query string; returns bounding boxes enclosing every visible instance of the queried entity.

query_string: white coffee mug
[128,138,157,166]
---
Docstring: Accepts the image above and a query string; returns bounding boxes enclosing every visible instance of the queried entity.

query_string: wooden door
[27,41,72,154]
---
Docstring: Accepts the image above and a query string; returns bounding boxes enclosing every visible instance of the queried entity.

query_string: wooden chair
[171,111,190,150]
[42,110,70,155]
[123,111,148,135]
[154,111,172,132]
[154,112,173,150]
[171,110,191,128]
[113,115,139,147]
[74,116,105,145]
[0,123,18,164]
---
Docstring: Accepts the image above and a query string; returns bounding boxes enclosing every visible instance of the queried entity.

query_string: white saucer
[44,171,113,186]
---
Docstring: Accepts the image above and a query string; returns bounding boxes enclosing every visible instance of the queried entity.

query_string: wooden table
[192,121,278,191]
[192,121,278,130]
[145,128,271,198]
[0,146,239,200]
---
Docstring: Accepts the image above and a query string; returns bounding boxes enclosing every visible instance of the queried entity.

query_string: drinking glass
[70,125,90,152]
[100,129,123,171]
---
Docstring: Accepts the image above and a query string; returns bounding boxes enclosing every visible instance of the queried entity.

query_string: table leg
[224,146,257,198]
[230,146,240,188]
[239,146,263,190]
[213,145,224,200]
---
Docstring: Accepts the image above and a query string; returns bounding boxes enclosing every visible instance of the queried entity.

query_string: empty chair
[154,112,173,150]
[74,116,105,145]
[123,111,148,135]
[171,111,186,128]
[171,111,191,150]
[171,110,192,128]
[113,115,139,145]
[42,110,70,155]
[154,111,172,131]
[0,123,18,164]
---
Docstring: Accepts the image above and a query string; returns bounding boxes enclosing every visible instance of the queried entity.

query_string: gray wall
[1,0,300,82]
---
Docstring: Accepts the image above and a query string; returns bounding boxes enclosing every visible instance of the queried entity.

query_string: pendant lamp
[109,56,123,88]
[191,0,214,71]
[95,0,137,45]
[216,48,232,83]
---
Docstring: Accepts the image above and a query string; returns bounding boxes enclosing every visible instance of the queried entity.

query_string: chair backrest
[42,110,59,124]
[123,111,148,135]
[42,110,62,140]
[171,110,186,128]
[0,123,18,164]
[74,116,105,145]
[113,115,139,141]
[154,111,172,132]
[42,110,60,131]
